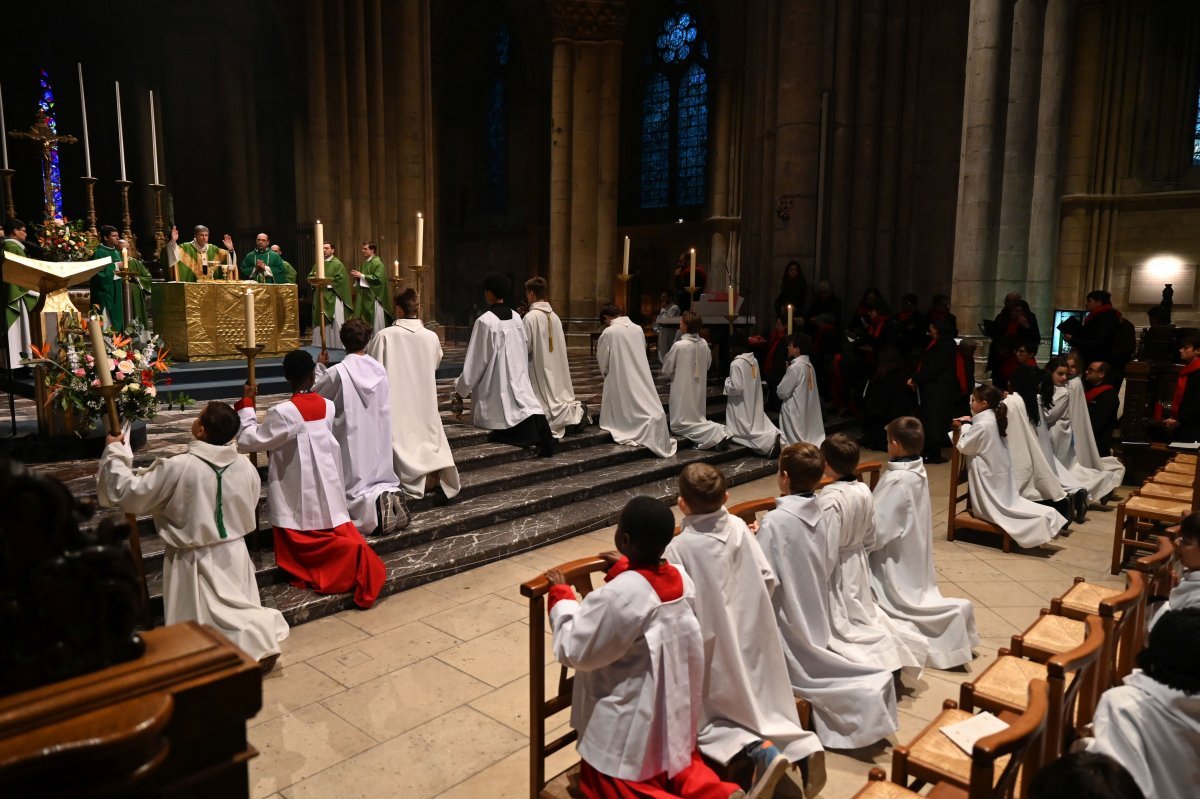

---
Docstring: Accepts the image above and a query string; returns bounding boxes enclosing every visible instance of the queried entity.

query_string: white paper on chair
[941,712,1009,754]
[1168,442,1200,450]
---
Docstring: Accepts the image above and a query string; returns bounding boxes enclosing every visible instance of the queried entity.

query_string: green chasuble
[281,260,297,284]
[240,248,288,283]
[312,257,352,330]
[127,257,153,327]
[3,240,37,330]
[351,255,391,324]
[172,241,231,282]
[89,244,125,330]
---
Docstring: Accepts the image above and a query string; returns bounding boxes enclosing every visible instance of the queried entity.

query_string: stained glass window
[1193,90,1200,166]
[486,24,510,211]
[39,69,63,218]
[639,3,709,210]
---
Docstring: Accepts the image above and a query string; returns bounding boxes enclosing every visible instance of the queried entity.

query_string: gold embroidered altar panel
[151,282,299,361]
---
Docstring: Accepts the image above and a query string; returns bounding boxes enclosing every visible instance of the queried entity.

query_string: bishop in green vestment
[241,233,288,283]
[270,245,297,283]
[166,225,236,281]
[350,241,391,330]
[3,220,38,367]
[90,225,126,330]
[313,242,352,347]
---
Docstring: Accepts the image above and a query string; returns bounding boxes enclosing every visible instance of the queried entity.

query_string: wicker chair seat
[1123,495,1190,517]
[907,708,1010,787]
[1163,461,1195,474]
[853,780,925,798]
[1138,482,1193,501]
[1021,615,1086,655]
[1149,471,1193,487]
[972,656,1075,710]
[1060,581,1123,617]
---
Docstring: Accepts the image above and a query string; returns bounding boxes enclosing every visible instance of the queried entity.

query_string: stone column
[951,0,1014,336]
[548,38,572,313]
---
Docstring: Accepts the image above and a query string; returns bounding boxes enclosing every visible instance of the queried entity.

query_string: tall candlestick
[728,284,735,315]
[244,288,256,348]
[0,79,7,170]
[148,90,159,184]
[689,248,696,288]
[315,219,325,279]
[77,64,92,177]
[89,316,113,387]
[114,82,127,181]
[622,235,630,276]
[415,212,424,266]
[787,304,794,335]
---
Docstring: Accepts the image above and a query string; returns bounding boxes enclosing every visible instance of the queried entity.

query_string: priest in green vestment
[240,233,288,283]
[2,219,38,368]
[350,241,391,331]
[119,238,154,327]
[313,241,352,348]
[89,225,126,329]
[271,245,297,283]
[165,225,236,281]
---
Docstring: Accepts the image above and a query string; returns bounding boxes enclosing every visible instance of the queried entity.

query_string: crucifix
[10,119,77,220]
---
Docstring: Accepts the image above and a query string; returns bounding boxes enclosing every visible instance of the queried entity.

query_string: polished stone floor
[245,452,1126,799]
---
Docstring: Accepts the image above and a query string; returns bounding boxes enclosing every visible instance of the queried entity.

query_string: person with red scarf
[987,293,1040,386]
[1084,361,1120,456]
[1063,290,1121,370]
[1153,338,1200,443]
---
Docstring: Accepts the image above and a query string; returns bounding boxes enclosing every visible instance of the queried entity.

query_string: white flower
[122,382,141,392]
[117,360,136,374]
[145,385,157,397]
[113,349,127,360]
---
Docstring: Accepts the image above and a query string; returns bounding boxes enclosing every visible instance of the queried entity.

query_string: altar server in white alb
[777,333,825,447]
[522,277,587,439]
[662,311,731,450]
[663,463,824,791]
[97,401,289,666]
[367,289,461,501]
[1000,384,1069,509]
[236,350,385,609]
[724,337,781,457]
[314,319,405,536]
[454,272,556,456]
[955,384,1065,548]
[597,303,677,458]
[869,417,978,669]
[546,496,761,799]
[1149,512,1200,630]
[1063,363,1126,493]
[758,443,899,749]
[654,292,680,365]
[1041,356,1122,502]
[817,434,928,673]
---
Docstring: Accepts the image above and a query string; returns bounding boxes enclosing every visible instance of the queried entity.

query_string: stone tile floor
[240,450,1125,799]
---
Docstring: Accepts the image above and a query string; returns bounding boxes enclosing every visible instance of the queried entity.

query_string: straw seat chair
[946,430,1013,553]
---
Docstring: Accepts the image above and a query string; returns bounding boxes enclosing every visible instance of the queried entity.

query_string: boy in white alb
[315,319,405,536]
[236,349,386,608]
[547,497,775,799]
[869,417,979,669]
[664,463,823,792]
[597,303,678,458]
[817,434,928,673]
[97,401,289,665]
[662,311,732,450]
[757,443,899,749]
[724,337,781,457]
[777,334,825,447]
[1149,512,1200,629]
[522,276,587,439]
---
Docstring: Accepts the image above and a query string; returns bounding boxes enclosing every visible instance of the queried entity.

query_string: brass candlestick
[1,169,14,220]
[308,276,333,352]
[617,272,632,315]
[150,182,166,263]
[237,344,266,388]
[95,383,123,436]
[115,179,140,259]
[117,268,138,328]
[408,264,429,322]
[725,312,737,335]
[81,176,99,238]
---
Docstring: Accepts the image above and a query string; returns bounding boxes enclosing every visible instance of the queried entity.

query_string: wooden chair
[961,615,1105,766]
[1130,534,1178,649]
[1049,570,1146,687]
[852,767,965,798]
[947,430,1013,553]
[891,680,1050,798]
[1162,459,1195,474]
[521,555,609,799]
[1109,489,1190,574]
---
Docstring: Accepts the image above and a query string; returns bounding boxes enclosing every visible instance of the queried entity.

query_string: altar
[151,282,299,362]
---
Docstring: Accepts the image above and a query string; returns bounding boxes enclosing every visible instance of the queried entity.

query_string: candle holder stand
[95,383,123,436]
[408,264,429,322]
[81,176,99,239]
[115,179,139,259]
[1,169,14,221]
[617,272,632,313]
[150,183,166,265]
[117,268,138,328]
[237,344,266,388]
[725,313,737,335]
[308,276,333,351]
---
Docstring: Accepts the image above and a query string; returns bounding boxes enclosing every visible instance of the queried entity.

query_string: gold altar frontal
[151,282,299,361]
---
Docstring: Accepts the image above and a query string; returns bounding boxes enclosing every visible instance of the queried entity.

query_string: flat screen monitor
[1052,308,1085,356]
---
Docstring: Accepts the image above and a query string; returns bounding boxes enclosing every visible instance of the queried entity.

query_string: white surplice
[1001,395,1066,503]
[757,493,899,749]
[1083,670,1200,799]
[724,352,780,455]
[869,458,979,669]
[551,564,702,781]
[663,509,823,765]
[312,299,346,351]
[662,333,729,449]
[236,396,350,530]
[455,307,543,431]
[1038,384,1111,500]
[818,479,928,672]
[777,355,825,446]
[523,301,584,438]
[97,438,289,661]
[956,409,1065,548]
[598,316,677,458]
[314,354,402,534]
[1064,376,1125,492]
[655,303,680,365]
[1148,571,1200,629]
[366,319,462,499]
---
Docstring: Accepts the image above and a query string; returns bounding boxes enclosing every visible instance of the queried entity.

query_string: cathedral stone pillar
[547,0,626,324]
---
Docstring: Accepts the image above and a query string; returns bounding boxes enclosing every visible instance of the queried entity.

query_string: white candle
[149,90,159,184]
[787,304,794,335]
[728,285,735,315]
[77,64,92,177]
[315,219,325,279]
[115,82,126,181]
[0,80,7,170]
[622,236,630,276]
[244,288,256,348]
[689,248,696,287]
[415,212,424,266]
[89,316,113,387]
[392,259,400,279]
[122,246,129,270]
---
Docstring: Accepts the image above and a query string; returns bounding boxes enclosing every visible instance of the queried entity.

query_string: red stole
[866,314,889,339]
[290,392,327,421]
[1171,359,1200,419]
[1084,303,1117,324]
[1085,383,1114,402]
[548,556,684,611]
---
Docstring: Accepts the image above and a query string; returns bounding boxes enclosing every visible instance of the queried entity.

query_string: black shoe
[1073,489,1089,524]
[716,437,733,452]
[767,440,782,460]
[430,485,451,506]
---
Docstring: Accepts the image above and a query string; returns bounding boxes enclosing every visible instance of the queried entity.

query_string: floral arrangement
[26,316,173,436]
[34,216,96,263]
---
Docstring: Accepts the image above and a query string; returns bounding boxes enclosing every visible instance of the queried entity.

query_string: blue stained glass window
[1193,90,1200,166]
[486,25,509,211]
[656,11,698,64]
[675,63,708,206]
[641,74,671,209]
[39,69,63,218]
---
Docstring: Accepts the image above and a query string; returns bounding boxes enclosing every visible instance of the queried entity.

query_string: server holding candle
[311,237,352,350]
